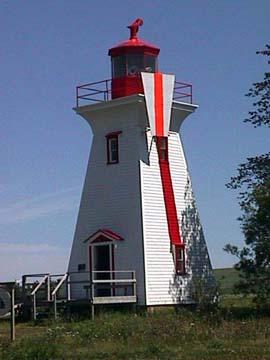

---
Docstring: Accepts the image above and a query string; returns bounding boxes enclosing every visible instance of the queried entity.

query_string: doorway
[92,244,112,296]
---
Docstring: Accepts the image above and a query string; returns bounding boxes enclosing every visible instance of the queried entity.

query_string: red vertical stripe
[154,73,164,136]
[153,72,182,245]
[158,153,182,245]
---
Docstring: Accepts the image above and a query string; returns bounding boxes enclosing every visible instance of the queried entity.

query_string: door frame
[89,241,115,296]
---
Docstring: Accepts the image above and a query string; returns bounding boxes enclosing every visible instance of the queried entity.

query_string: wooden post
[53,295,57,320]
[91,302,95,319]
[10,287,15,342]
[0,282,16,342]
[33,294,36,321]
[67,275,71,301]
[47,275,51,301]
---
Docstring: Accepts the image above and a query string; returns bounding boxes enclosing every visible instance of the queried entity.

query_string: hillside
[214,267,239,295]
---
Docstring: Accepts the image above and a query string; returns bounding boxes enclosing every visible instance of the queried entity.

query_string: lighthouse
[68,19,215,306]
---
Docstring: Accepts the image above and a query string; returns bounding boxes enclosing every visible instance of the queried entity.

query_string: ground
[0,268,270,360]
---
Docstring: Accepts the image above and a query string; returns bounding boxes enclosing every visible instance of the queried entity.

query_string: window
[112,56,127,78]
[156,136,168,162]
[175,245,186,275]
[78,263,86,272]
[106,131,122,164]
[144,55,157,72]
[111,54,157,78]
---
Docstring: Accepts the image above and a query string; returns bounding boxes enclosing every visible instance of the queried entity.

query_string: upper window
[78,263,86,272]
[112,56,127,78]
[175,245,186,275]
[106,131,122,164]
[156,136,168,162]
[112,54,157,78]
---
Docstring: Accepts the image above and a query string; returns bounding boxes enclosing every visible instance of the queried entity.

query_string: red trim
[154,73,164,136]
[158,146,182,245]
[153,74,182,246]
[108,38,160,57]
[84,228,123,243]
[105,131,122,138]
[175,244,186,275]
[101,228,123,240]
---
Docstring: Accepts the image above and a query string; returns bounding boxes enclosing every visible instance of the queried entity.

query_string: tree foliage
[244,44,270,127]
[224,45,270,305]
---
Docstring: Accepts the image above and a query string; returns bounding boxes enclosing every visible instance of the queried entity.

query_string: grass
[214,267,240,295]
[1,269,269,359]
[1,306,270,360]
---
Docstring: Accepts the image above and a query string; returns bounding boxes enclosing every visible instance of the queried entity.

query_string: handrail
[21,270,137,320]
[92,279,136,284]
[52,273,69,320]
[51,273,68,297]
[30,274,50,321]
[23,273,50,278]
[76,78,193,106]
[92,270,135,273]
[30,274,49,296]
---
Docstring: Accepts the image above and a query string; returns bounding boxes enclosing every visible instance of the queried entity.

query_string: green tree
[224,45,270,305]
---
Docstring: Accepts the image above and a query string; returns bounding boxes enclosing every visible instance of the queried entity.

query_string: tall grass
[1,306,270,360]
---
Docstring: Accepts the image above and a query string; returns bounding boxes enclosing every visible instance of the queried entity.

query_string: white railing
[51,273,69,319]
[22,270,137,319]
[30,274,50,320]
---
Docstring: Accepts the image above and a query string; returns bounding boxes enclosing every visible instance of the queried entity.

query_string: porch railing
[22,270,137,319]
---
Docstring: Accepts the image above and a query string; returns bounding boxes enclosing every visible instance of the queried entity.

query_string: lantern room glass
[112,54,157,78]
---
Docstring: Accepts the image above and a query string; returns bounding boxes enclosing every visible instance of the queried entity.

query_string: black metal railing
[76,78,193,107]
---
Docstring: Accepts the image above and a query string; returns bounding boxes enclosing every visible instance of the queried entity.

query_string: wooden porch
[21,270,136,320]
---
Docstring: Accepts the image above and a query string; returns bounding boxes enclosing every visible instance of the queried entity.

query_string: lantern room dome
[108,18,160,57]
[108,18,160,99]
[108,37,160,57]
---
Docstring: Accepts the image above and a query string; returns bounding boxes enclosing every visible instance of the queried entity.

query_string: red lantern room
[108,18,160,99]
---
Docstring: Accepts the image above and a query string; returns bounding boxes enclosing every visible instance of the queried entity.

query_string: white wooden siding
[68,96,215,305]
[140,130,215,305]
[68,101,147,304]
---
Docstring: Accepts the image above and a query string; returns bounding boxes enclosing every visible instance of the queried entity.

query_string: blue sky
[1,0,269,280]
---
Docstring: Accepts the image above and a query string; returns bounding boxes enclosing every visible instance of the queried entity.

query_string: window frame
[106,131,122,165]
[174,244,186,275]
[156,136,169,163]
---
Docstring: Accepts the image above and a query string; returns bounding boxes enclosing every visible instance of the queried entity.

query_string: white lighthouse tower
[68,19,215,307]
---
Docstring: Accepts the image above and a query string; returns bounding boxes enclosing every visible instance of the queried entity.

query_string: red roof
[84,228,123,243]
[108,37,160,57]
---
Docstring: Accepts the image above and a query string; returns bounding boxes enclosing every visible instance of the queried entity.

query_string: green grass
[1,306,270,360]
[1,269,268,360]
[214,267,240,295]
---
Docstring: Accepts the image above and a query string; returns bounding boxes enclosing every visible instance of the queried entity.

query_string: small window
[106,131,122,165]
[156,136,168,162]
[112,56,127,78]
[144,55,157,72]
[78,263,86,272]
[175,245,186,275]
[127,54,144,75]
